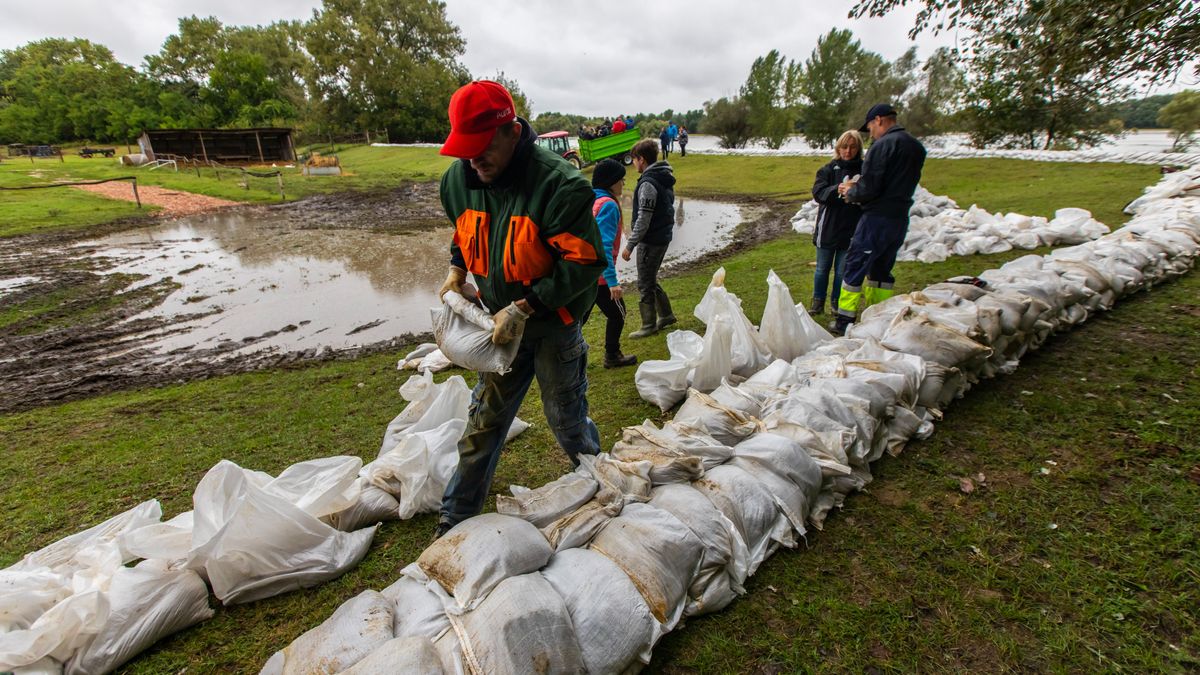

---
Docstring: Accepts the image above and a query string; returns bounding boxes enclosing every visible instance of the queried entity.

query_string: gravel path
[73,182,240,216]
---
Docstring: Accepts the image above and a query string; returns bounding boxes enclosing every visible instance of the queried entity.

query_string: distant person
[588,159,637,368]
[622,139,677,338]
[667,121,679,152]
[433,80,606,537]
[832,103,927,336]
[659,126,671,159]
[612,116,627,133]
[625,115,635,128]
[678,126,689,157]
[808,130,864,315]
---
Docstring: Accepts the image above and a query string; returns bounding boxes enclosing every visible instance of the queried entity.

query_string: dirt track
[73,183,240,216]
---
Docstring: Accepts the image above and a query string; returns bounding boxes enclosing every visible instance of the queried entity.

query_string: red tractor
[535,131,583,170]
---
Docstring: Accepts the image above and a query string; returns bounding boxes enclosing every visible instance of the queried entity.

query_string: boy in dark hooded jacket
[621,139,677,338]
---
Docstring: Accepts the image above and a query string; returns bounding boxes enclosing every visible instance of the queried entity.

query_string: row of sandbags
[0,370,525,674]
[792,187,1111,263]
[693,144,1200,166]
[260,167,1200,674]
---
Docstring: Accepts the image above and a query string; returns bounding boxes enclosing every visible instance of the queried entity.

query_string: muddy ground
[0,185,791,413]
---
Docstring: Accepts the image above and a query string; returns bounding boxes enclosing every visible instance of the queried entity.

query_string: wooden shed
[138,128,295,164]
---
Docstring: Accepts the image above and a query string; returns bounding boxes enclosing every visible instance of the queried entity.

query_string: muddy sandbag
[588,502,705,629]
[541,548,664,674]
[495,472,598,529]
[259,590,393,675]
[382,570,451,641]
[648,484,749,617]
[579,453,653,507]
[431,291,521,375]
[416,514,553,613]
[539,499,621,552]
[65,560,213,675]
[447,572,585,674]
[379,372,470,455]
[674,389,761,446]
[880,307,992,371]
[614,419,733,469]
[884,406,934,456]
[340,637,444,675]
[187,460,377,605]
[692,464,794,575]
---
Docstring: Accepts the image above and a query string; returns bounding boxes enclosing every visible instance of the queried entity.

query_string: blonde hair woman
[808,130,863,314]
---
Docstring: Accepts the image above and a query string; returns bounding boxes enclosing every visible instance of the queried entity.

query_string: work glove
[439,266,467,301]
[492,302,530,345]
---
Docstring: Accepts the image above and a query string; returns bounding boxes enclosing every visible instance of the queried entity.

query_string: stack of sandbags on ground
[897,206,1110,263]
[634,267,830,411]
[0,501,214,675]
[1124,165,1200,215]
[791,184,957,235]
[262,166,1200,674]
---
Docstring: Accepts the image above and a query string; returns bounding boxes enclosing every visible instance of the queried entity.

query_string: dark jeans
[813,246,847,301]
[439,324,600,526]
[593,284,627,355]
[636,242,671,318]
[679,142,687,157]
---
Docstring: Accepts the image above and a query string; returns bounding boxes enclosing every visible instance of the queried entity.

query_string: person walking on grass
[809,130,864,315]
[588,159,637,368]
[831,103,926,336]
[659,126,671,159]
[621,139,677,338]
[678,126,689,157]
[434,80,607,538]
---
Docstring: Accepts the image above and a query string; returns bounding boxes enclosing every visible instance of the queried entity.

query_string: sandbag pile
[793,188,1111,264]
[263,166,1199,674]
[693,143,1200,167]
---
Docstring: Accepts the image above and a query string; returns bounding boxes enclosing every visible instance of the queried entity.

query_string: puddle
[0,276,39,298]
[79,198,747,356]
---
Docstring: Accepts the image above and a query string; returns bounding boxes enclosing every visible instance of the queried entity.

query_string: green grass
[0,158,1194,672]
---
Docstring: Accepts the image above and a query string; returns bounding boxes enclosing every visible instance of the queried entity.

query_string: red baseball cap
[440,80,517,158]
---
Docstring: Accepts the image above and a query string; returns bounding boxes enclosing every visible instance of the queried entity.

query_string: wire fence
[0,176,141,206]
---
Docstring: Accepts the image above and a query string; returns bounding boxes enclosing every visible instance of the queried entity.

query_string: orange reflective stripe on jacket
[503,216,554,284]
[546,232,599,266]
[454,209,490,277]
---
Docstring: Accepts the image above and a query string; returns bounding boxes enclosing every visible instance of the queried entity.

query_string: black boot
[810,297,825,315]
[828,315,853,337]
[830,295,840,315]
[629,302,658,338]
[604,352,638,368]
[654,292,676,330]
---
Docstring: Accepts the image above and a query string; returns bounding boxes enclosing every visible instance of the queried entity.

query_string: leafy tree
[740,49,800,149]
[487,72,532,119]
[1158,90,1200,151]
[1106,94,1179,130]
[903,47,966,137]
[305,0,467,142]
[531,112,589,135]
[797,29,879,148]
[703,97,753,149]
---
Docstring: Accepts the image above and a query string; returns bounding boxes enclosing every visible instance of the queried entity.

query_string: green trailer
[577,128,640,166]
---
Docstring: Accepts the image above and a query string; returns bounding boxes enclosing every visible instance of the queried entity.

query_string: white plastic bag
[367,419,467,519]
[760,270,812,362]
[431,292,521,375]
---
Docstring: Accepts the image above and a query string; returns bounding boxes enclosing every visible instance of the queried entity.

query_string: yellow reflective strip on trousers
[838,286,864,318]
[862,285,894,308]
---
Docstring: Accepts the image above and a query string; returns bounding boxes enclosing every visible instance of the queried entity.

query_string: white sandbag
[260,590,393,675]
[446,573,585,675]
[692,464,794,576]
[11,500,161,574]
[504,416,530,442]
[259,456,363,520]
[0,591,108,670]
[690,312,734,392]
[496,472,598,528]
[340,637,444,675]
[880,307,992,371]
[379,372,470,455]
[187,460,377,605]
[883,405,934,456]
[673,390,760,446]
[539,499,621,552]
[541,548,664,674]
[634,330,705,411]
[416,514,553,613]
[648,484,749,617]
[708,379,766,418]
[65,560,213,675]
[760,412,853,477]
[119,511,193,563]
[323,480,401,532]
[382,570,451,641]
[759,270,813,362]
[367,419,466,519]
[588,502,705,629]
[693,267,727,323]
[0,568,68,634]
[732,433,823,525]
[578,453,653,507]
[794,302,834,345]
[431,292,521,375]
[612,419,733,469]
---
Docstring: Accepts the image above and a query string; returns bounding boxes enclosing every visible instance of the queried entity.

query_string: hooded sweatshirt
[627,160,676,249]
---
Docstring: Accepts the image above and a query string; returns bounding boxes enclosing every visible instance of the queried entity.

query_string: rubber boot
[810,297,825,315]
[629,302,658,338]
[654,292,676,330]
[830,295,839,315]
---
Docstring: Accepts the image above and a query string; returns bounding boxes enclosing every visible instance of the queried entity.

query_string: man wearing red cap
[434,80,607,537]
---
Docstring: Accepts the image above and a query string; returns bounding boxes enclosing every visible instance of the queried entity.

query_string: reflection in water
[80,199,745,355]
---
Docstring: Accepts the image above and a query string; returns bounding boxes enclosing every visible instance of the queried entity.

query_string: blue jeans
[439,323,600,526]
[813,246,847,302]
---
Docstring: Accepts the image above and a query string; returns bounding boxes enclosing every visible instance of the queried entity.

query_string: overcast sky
[2,0,1172,118]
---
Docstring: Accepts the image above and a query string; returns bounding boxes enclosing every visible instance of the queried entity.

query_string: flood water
[79,198,747,356]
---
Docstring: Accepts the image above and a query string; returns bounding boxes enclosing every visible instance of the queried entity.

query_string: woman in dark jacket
[809,130,864,314]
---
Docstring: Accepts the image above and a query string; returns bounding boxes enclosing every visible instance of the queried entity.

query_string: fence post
[131,178,141,208]
[277,173,285,200]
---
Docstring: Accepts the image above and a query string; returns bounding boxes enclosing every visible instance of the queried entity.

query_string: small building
[138,128,295,164]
